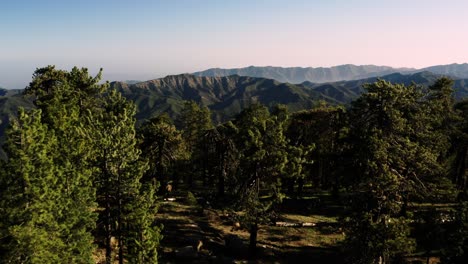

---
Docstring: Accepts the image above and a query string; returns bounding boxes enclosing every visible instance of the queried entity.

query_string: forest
[0,66,467,264]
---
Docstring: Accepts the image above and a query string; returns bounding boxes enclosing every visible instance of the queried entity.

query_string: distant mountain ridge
[193,64,415,84]
[303,71,468,103]
[421,63,468,78]
[1,70,468,158]
[193,63,468,84]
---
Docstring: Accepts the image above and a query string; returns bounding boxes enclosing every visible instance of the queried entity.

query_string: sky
[1,0,468,89]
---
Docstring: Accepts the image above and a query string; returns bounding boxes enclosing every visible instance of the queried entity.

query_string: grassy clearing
[156,190,345,263]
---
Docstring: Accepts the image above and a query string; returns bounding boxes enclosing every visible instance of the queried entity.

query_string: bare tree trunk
[249,223,258,258]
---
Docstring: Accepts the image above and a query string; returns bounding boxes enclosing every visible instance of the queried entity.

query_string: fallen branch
[275,222,316,227]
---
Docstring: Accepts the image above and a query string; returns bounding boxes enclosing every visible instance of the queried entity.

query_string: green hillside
[303,71,468,103]
[111,74,332,123]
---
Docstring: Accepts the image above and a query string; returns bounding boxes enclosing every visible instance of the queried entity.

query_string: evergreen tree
[344,80,424,263]
[139,114,188,190]
[178,101,213,186]
[87,89,160,263]
[344,78,460,263]
[0,109,72,263]
[449,99,468,192]
[8,66,162,263]
[441,202,468,264]
[286,104,345,196]
[232,103,288,257]
[203,122,239,197]
[9,66,104,263]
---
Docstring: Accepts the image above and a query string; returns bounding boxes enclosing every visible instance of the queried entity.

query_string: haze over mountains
[193,63,468,84]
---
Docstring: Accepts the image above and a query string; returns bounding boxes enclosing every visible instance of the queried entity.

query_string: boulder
[174,245,198,259]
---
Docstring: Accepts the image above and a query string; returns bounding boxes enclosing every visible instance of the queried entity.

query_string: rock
[174,245,198,259]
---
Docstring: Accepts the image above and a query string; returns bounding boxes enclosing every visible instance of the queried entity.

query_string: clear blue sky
[1,0,468,88]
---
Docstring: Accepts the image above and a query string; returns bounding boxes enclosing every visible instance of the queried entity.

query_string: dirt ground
[156,192,345,263]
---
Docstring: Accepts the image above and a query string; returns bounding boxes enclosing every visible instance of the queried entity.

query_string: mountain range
[111,74,324,123]
[193,63,468,84]
[1,63,468,158]
[109,71,468,124]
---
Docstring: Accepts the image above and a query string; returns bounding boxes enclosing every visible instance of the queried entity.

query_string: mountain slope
[302,71,468,103]
[0,88,24,97]
[193,65,414,84]
[111,74,330,123]
[420,63,468,78]
[0,94,35,159]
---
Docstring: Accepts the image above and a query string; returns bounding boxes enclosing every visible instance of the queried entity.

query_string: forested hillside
[0,67,467,263]
[303,71,468,103]
[110,74,327,123]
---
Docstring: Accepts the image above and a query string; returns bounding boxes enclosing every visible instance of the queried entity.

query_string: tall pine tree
[87,89,160,263]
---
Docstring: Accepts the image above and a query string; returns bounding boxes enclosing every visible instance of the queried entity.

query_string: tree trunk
[249,223,258,258]
[188,173,194,188]
[400,194,408,217]
[218,165,225,197]
[298,177,304,197]
[318,158,323,188]
[105,195,112,264]
[118,196,123,264]
[286,178,295,196]
[172,168,179,191]
[332,170,339,199]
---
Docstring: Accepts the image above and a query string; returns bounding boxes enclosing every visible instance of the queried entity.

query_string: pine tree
[344,80,422,263]
[1,66,162,263]
[286,104,345,196]
[87,89,160,263]
[3,66,103,263]
[0,109,67,263]
[201,122,238,197]
[343,78,461,263]
[451,99,468,193]
[178,101,213,186]
[232,103,288,257]
[139,114,188,190]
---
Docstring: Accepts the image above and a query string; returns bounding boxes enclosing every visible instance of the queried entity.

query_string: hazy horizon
[2,0,468,89]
